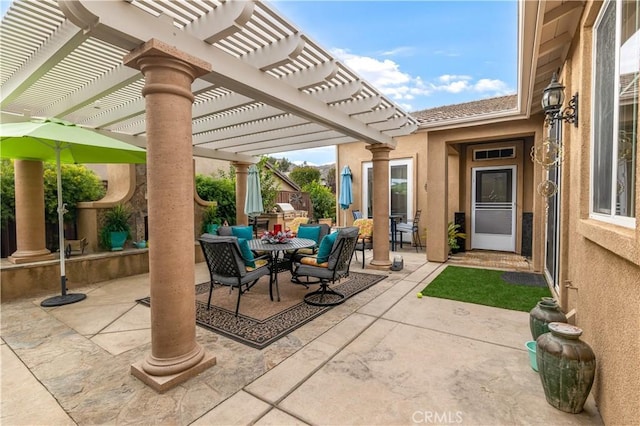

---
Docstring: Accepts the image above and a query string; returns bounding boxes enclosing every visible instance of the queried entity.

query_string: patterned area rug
[137,271,385,349]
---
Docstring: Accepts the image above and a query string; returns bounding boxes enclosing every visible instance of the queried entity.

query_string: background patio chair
[396,209,423,252]
[352,210,363,220]
[292,226,358,306]
[199,234,272,317]
[352,218,373,268]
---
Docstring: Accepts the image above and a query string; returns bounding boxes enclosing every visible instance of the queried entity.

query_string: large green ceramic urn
[536,322,596,413]
[529,297,567,340]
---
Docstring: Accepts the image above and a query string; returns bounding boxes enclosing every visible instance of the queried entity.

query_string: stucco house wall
[337,132,428,234]
[556,2,640,423]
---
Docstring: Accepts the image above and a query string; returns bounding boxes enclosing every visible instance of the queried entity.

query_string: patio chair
[199,234,273,317]
[396,209,423,252]
[352,210,363,220]
[286,216,309,235]
[292,226,358,306]
[285,223,331,286]
[352,218,373,268]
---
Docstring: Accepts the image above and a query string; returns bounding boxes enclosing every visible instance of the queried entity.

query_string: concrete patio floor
[1,249,603,425]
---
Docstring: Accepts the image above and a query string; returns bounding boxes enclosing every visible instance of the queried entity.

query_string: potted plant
[201,202,221,234]
[447,221,467,254]
[99,204,132,251]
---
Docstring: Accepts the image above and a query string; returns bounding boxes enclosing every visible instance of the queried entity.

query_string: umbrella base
[41,293,87,307]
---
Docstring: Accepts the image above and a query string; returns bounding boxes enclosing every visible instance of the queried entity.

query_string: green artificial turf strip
[421,266,552,312]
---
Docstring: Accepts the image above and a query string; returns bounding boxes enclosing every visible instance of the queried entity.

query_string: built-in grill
[275,203,308,220]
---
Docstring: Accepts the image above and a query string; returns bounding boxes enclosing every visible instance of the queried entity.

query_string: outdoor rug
[137,271,386,349]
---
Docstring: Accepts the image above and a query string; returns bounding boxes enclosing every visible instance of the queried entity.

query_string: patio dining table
[248,237,316,302]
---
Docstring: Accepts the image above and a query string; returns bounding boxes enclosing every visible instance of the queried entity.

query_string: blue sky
[269,0,518,164]
[1,0,518,165]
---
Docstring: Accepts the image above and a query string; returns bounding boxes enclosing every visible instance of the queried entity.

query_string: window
[473,147,515,161]
[591,0,638,227]
[362,158,413,220]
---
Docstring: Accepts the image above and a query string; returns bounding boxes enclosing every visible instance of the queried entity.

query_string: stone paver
[0,250,603,425]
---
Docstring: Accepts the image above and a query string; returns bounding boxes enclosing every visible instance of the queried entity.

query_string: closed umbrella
[244,164,264,218]
[339,165,353,224]
[1,118,146,307]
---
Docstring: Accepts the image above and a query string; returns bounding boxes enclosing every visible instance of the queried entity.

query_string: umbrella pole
[41,145,86,307]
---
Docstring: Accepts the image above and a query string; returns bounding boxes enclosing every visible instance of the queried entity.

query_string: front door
[471,166,516,251]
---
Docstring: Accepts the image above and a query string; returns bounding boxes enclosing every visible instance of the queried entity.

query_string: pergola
[1,0,417,392]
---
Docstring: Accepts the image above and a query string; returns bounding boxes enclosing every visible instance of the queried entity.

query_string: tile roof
[411,94,518,125]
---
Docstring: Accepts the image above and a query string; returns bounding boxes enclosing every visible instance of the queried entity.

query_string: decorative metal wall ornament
[530,137,564,170]
[537,179,558,198]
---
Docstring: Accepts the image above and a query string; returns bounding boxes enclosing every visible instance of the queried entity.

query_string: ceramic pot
[536,322,596,413]
[109,231,128,251]
[529,297,567,340]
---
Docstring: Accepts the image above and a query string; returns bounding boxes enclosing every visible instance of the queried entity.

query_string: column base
[369,259,392,270]
[8,252,55,264]
[131,351,216,393]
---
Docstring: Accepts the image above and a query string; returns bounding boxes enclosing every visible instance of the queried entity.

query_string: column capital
[366,143,395,159]
[124,38,211,77]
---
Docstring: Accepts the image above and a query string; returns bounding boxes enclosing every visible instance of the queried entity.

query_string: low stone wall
[1,243,205,301]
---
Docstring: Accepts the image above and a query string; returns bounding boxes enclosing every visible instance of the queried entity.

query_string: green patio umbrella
[244,164,264,218]
[0,118,146,307]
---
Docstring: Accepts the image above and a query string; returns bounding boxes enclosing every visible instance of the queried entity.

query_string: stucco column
[124,39,215,393]
[366,143,395,269]
[427,138,448,263]
[9,160,55,264]
[232,162,250,226]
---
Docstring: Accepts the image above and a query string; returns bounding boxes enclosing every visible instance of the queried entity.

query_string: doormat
[501,271,548,287]
[137,271,385,349]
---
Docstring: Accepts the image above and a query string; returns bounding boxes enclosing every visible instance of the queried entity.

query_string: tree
[43,163,106,224]
[266,156,292,172]
[290,165,321,188]
[257,156,280,212]
[325,165,336,193]
[303,181,336,222]
[0,160,15,226]
[196,173,236,225]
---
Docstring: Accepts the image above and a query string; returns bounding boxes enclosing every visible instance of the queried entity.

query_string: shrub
[99,204,132,249]
[196,173,236,225]
[290,165,321,188]
[303,181,335,222]
[0,160,15,226]
[43,164,106,224]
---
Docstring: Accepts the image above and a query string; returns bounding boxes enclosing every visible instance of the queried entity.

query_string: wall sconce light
[541,72,578,128]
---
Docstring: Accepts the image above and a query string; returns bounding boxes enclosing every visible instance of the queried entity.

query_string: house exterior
[336,1,639,423]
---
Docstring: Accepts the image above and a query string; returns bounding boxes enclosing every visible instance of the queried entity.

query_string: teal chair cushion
[236,238,256,268]
[316,231,338,263]
[297,225,321,244]
[231,225,253,240]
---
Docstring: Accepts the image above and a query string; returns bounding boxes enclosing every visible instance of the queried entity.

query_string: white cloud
[380,46,415,57]
[474,78,511,93]
[330,48,513,111]
[438,74,472,83]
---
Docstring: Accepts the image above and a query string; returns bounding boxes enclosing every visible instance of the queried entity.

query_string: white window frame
[362,158,414,219]
[589,0,637,229]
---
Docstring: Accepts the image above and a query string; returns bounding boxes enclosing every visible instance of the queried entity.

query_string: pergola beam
[59,0,399,145]
[0,20,88,107]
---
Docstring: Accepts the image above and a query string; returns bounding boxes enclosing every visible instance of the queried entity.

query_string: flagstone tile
[48,302,136,336]
[91,329,151,355]
[191,390,271,426]
[279,319,602,426]
[1,345,75,426]
[315,312,375,348]
[255,408,310,425]
[383,294,530,350]
[101,304,150,332]
[245,339,340,403]
[357,278,421,317]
